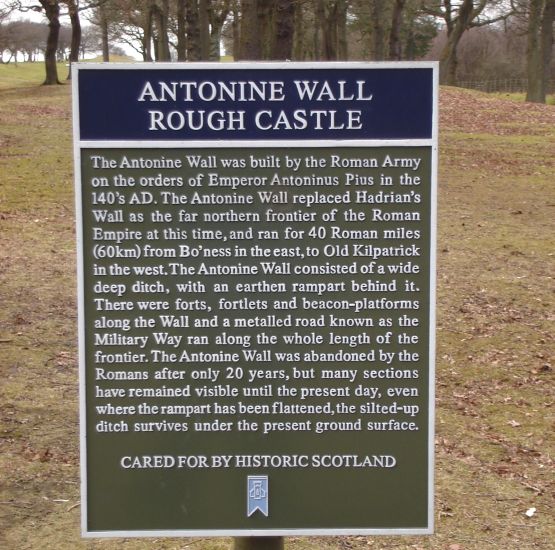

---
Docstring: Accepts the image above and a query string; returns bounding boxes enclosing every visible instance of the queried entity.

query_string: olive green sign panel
[79,145,434,534]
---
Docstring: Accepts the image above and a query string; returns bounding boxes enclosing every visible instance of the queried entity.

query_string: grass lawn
[0,61,70,89]
[0,56,136,90]
[0,66,553,550]
[491,91,555,106]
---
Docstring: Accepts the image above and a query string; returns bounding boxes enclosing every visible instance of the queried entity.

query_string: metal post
[233,537,284,550]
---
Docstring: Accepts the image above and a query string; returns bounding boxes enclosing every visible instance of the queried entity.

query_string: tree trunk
[541,0,555,94]
[100,9,110,62]
[150,1,171,61]
[176,0,187,60]
[527,0,544,101]
[199,0,211,60]
[257,0,273,59]
[370,0,386,60]
[404,16,416,60]
[238,0,262,60]
[272,0,296,60]
[527,0,555,102]
[336,0,347,60]
[312,2,321,60]
[186,0,201,61]
[388,0,406,60]
[160,0,172,60]
[292,0,305,60]
[40,0,61,85]
[143,6,154,61]
[316,0,337,60]
[67,1,81,80]
[232,1,240,60]
[315,0,325,59]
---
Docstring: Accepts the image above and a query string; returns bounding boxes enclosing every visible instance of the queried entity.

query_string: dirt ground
[0,82,553,550]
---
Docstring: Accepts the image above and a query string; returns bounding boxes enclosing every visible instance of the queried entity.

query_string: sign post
[234,537,284,550]
[73,62,437,539]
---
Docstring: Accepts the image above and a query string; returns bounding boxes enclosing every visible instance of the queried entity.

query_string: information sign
[73,62,437,537]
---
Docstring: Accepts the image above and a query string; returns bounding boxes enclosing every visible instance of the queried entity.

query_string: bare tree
[423,0,514,85]
[96,0,157,61]
[87,0,126,61]
[80,24,101,58]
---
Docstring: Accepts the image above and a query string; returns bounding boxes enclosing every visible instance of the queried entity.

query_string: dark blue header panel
[77,65,434,141]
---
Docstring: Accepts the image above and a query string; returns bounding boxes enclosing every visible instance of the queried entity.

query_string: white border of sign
[73,61,438,538]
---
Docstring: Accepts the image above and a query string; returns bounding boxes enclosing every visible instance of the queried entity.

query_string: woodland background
[0,0,554,102]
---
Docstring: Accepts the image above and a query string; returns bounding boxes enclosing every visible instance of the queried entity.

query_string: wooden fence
[457,78,555,94]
